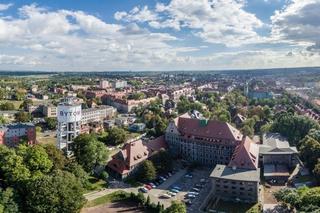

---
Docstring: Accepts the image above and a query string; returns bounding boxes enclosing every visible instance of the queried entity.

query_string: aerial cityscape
[0,1,320,213]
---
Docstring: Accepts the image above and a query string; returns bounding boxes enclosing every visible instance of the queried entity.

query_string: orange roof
[107,136,167,175]
[228,136,259,170]
[174,116,243,142]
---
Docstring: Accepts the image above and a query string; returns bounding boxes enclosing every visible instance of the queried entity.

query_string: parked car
[195,184,202,188]
[188,191,199,195]
[139,187,148,193]
[172,186,182,191]
[149,183,156,188]
[187,194,196,199]
[159,176,167,181]
[145,185,152,190]
[170,189,179,193]
[192,187,200,192]
[168,191,177,196]
[161,194,171,199]
[185,173,193,178]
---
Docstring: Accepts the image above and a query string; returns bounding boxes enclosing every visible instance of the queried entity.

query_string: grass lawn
[85,191,130,208]
[214,200,258,213]
[85,177,108,193]
[37,132,56,145]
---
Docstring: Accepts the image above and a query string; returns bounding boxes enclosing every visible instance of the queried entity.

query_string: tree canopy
[73,133,109,173]
[25,170,85,213]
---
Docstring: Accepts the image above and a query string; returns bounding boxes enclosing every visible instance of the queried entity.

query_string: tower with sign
[57,97,82,154]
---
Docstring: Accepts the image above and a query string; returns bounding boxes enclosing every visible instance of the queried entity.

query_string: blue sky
[0,0,320,71]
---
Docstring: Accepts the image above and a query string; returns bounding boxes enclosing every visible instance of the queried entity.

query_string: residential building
[259,133,299,182]
[107,136,167,179]
[86,89,107,99]
[128,123,146,132]
[99,80,109,89]
[81,105,116,124]
[42,105,58,118]
[112,80,127,89]
[0,123,36,147]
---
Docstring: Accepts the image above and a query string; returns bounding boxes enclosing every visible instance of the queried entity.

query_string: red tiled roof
[175,116,243,142]
[228,136,259,170]
[146,135,167,154]
[107,136,167,175]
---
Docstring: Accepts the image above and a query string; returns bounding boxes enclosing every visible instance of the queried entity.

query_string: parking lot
[139,168,212,211]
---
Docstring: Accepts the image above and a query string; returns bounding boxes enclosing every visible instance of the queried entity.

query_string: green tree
[104,127,128,146]
[100,171,109,181]
[138,160,156,182]
[164,201,187,213]
[65,161,91,189]
[0,102,15,110]
[45,117,57,130]
[241,125,254,137]
[150,149,173,173]
[36,126,42,133]
[18,145,53,178]
[271,113,320,145]
[25,170,85,213]
[14,111,32,122]
[0,88,7,100]
[299,136,320,170]
[313,160,320,183]
[0,146,31,184]
[19,99,33,110]
[43,144,66,170]
[0,116,6,125]
[0,188,19,213]
[73,134,109,173]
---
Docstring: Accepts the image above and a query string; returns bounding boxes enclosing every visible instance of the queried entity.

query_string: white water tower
[57,97,82,154]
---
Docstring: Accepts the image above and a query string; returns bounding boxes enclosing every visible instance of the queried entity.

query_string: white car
[168,191,177,196]
[188,191,199,195]
[160,194,171,199]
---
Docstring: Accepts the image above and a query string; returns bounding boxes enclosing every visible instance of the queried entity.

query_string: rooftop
[259,133,297,155]
[210,164,260,182]
[173,114,243,142]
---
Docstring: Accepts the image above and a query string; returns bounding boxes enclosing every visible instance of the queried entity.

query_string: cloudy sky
[0,0,320,71]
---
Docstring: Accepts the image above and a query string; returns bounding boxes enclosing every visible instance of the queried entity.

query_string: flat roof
[210,164,260,182]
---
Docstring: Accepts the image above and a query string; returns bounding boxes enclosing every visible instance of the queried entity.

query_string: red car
[145,185,152,190]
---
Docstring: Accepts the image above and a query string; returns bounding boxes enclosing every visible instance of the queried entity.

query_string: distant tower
[99,80,109,89]
[244,82,249,96]
[57,97,82,154]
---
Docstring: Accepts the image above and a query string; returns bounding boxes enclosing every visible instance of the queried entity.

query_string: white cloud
[115,0,265,47]
[114,6,158,23]
[0,3,13,11]
[0,2,319,71]
[271,0,320,51]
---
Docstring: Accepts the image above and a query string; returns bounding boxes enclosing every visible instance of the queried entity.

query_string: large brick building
[165,113,260,203]
[165,113,243,166]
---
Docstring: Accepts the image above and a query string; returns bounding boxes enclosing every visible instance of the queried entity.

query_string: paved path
[84,187,138,201]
